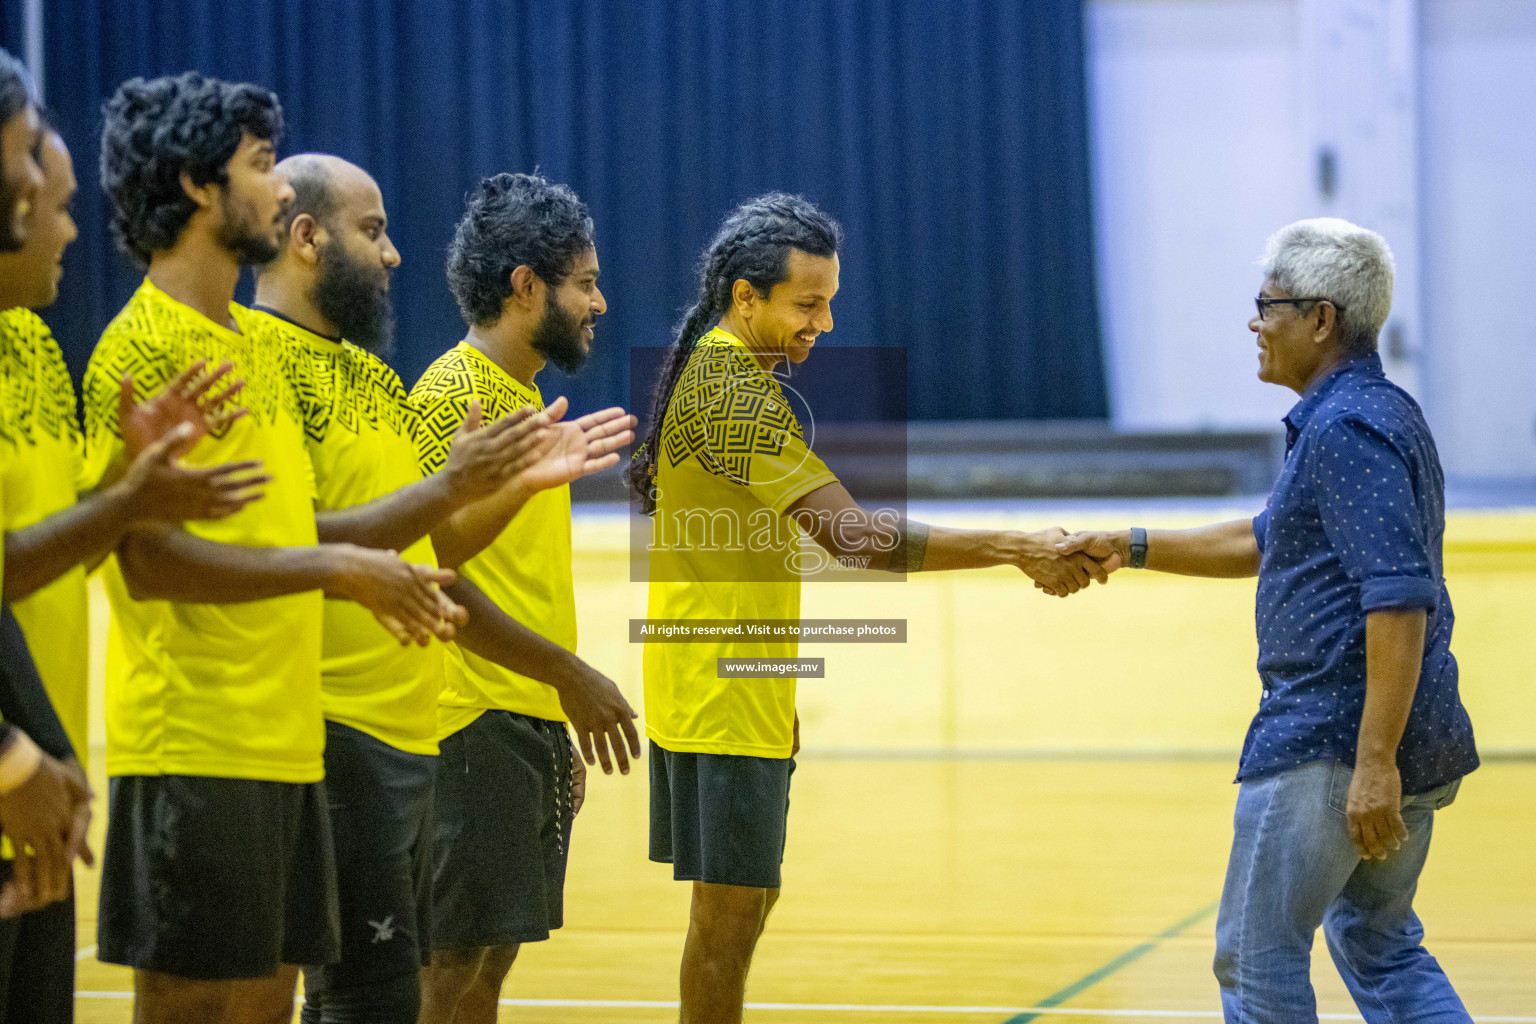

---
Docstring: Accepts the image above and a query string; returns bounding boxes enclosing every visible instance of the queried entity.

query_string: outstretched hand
[1012,527,1116,597]
[515,397,637,495]
[1030,530,1127,596]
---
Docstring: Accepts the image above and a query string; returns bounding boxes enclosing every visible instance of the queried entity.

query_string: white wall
[1420,0,1536,479]
[1088,0,1307,433]
[1089,0,1536,482]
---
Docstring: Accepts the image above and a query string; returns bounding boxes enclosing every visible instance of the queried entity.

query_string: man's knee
[134,970,233,1024]
[691,883,774,946]
[422,947,484,999]
[473,944,520,992]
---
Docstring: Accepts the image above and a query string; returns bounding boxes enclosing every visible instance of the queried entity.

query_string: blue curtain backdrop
[2,0,1105,422]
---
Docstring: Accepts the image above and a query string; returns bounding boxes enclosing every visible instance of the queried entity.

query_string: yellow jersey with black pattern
[252,307,444,756]
[80,279,323,783]
[0,308,90,764]
[410,340,574,736]
[644,327,838,758]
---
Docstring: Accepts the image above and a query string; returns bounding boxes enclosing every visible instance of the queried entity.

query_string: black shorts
[431,710,574,949]
[0,890,74,1023]
[648,741,794,890]
[98,774,341,980]
[302,721,436,1004]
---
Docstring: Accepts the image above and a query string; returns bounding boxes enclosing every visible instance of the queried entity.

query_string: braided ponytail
[627,193,842,513]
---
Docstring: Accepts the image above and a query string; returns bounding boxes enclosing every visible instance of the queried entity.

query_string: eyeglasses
[1255,296,1343,321]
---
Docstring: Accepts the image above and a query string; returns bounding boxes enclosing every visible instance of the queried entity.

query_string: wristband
[0,730,42,795]
[1129,527,1148,569]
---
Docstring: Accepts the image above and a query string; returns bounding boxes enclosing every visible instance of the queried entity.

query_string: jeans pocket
[1326,760,1353,815]
[1433,776,1461,810]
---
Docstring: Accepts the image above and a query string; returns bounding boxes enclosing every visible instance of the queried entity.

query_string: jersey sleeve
[408,369,472,476]
[701,374,837,515]
[79,326,176,492]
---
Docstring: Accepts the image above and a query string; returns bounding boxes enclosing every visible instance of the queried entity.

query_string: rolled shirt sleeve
[1311,414,1439,613]
[1253,508,1271,554]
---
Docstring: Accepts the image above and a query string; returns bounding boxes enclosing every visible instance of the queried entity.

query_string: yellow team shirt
[644,328,838,758]
[80,279,324,782]
[252,309,444,755]
[0,309,90,763]
[410,341,574,736]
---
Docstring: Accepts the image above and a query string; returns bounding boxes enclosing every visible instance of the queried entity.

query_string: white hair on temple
[1261,217,1395,355]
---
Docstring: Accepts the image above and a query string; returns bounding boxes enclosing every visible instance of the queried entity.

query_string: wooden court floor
[72,756,1536,1023]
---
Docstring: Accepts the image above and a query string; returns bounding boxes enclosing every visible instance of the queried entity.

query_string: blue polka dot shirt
[1241,352,1478,794]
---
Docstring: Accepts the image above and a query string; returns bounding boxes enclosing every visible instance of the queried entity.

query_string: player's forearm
[806,516,1051,575]
[3,484,139,601]
[1357,609,1427,769]
[315,473,460,553]
[431,480,533,570]
[445,577,588,692]
[918,526,1058,572]
[117,525,349,603]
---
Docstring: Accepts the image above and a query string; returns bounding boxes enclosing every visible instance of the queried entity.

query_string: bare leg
[679,882,779,1024]
[227,964,302,1024]
[133,970,234,1024]
[419,948,485,1024]
[453,944,519,1024]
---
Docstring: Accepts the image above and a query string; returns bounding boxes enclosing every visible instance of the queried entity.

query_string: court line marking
[1003,903,1219,1024]
[68,993,1536,1021]
[75,944,96,961]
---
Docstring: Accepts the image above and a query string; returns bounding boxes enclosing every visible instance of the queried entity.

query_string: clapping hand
[514,397,637,495]
[113,361,270,522]
[119,360,248,459]
[443,400,550,502]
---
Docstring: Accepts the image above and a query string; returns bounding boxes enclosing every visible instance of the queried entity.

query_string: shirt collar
[250,304,343,344]
[1282,351,1384,440]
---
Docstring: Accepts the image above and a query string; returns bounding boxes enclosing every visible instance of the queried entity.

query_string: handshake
[1009,528,1127,598]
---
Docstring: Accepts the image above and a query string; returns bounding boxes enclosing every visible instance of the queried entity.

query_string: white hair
[1261,218,1395,355]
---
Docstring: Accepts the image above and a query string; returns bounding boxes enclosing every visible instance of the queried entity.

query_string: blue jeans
[1214,760,1470,1024]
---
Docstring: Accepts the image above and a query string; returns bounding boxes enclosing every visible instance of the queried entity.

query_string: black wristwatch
[1128,527,1148,569]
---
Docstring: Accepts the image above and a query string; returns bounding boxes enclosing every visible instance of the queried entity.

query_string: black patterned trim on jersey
[256,316,419,445]
[83,287,299,445]
[411,344,540,475]
[661,335,805,486]
[0,309,81,449]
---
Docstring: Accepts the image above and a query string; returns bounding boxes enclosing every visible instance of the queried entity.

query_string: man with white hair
[1059,218,1477,1022]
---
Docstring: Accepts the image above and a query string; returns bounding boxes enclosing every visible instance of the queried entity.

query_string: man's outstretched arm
[785,481,1110,596]
[1056,519,1262,579]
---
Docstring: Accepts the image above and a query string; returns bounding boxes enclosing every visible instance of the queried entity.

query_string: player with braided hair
[636,194,1113,1023]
